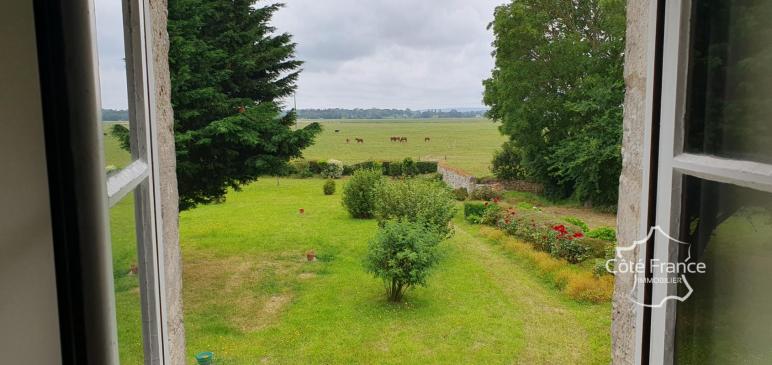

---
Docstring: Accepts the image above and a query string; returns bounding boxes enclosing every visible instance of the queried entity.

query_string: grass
[103,127,612,364]
[109,178,610,364]
[297,118,506,176]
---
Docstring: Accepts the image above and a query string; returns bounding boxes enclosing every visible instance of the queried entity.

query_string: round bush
[374,179,456,238]
[321,159,344,179]
[342,169,384,218]
[364,220,441,302]
[323,179,336,195]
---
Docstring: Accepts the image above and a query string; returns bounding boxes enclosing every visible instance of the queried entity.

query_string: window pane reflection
[95,0,132,174]
[684,0,772,163]
[110,194,145,364]
[675,177,772,364]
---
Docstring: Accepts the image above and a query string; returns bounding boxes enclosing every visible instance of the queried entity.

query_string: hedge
[299,159,438,177]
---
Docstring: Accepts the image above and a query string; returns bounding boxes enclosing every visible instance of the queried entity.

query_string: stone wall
[437,162,477,192]
[612,1,651,364]
[149,0,186,363]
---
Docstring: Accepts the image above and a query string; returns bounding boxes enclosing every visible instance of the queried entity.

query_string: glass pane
[684,0,772,164]
[110,194,145,364]
[95,0,133,175]
[675,176,772,364]
[94,0,144,362]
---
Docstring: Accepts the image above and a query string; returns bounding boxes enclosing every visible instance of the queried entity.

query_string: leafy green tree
[166,0,320,209]
[483,0,625,206]
[364,221,442,302]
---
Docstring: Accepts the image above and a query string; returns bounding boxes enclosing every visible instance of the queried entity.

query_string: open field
[297,118,506,176]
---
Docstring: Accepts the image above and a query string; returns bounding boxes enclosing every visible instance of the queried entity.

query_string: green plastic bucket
[195,351,214,365]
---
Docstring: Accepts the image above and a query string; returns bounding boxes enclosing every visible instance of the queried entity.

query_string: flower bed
[464,201,612,264]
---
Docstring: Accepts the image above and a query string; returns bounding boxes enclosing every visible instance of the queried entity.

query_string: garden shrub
[491,141,530,181]
[452,188,468,201]
[308,160,326,174]
[374,179,456,238]
[463,202,487,219]
[420,173,443,183]
[344,160,380,175]
[587,226,616,242]
[415,161,439,174]
[550,237,590,264]
[593,245,616,277]
[323,180,336,195]
[289,159,313,178]
[401,158,418,177]
[321,159,344,179]
[563,216,589,232]
[342,169,384,218]
[480,203,503,226]
[387,161,403,176]
[364,220,442,302]
[470,185,502,201]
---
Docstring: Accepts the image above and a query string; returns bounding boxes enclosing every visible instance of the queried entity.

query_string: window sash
[100,0,170,363]
[641,0,772,363]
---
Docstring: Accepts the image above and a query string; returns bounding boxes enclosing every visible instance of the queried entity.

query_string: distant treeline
[102,109,129,121]
[296,108,486,120]
[102,108,486,121]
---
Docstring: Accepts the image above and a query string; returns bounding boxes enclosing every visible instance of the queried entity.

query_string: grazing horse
[424,137,431,142]
[399,137,407,143]
[355,138,364,143]
[334,129,340,133]
[390,136,398,142]
[346,138,350,144]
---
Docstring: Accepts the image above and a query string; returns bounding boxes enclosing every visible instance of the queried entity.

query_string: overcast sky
[94,0,503,110]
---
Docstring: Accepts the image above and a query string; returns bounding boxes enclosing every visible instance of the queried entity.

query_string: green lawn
[297,119,506,176]
[110,178,610,364]
[103,123,611,364]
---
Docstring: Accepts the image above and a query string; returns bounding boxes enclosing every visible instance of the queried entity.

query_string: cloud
[273,0,503,109]
[93,0,504,110]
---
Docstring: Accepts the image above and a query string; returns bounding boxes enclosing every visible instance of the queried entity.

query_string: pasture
[297,118,506,176]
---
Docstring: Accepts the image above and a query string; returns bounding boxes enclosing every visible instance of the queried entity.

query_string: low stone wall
[496,180,544,194]
[437,162,477,192]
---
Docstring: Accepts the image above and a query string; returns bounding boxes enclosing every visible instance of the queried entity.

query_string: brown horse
[424,137,431,142]
[346,138,350,144]
[355,138,364,143]
[399,137,407,143]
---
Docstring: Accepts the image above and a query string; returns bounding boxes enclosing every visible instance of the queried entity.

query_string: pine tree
[167,0,320,210]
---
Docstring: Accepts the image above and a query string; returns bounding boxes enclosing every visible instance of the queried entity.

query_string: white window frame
[100,0,170,363]
[638,1,772,363]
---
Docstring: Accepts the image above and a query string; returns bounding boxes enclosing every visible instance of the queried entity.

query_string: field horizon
[297,118,506,176]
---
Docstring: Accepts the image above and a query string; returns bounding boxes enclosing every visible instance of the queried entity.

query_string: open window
[34,0,169,363]
[640,0,772,363]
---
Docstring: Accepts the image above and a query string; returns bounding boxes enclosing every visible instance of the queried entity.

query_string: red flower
[505,219,511,224]
[552,224,568,234]
[493,197,501,203]
[573,232,584,239]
